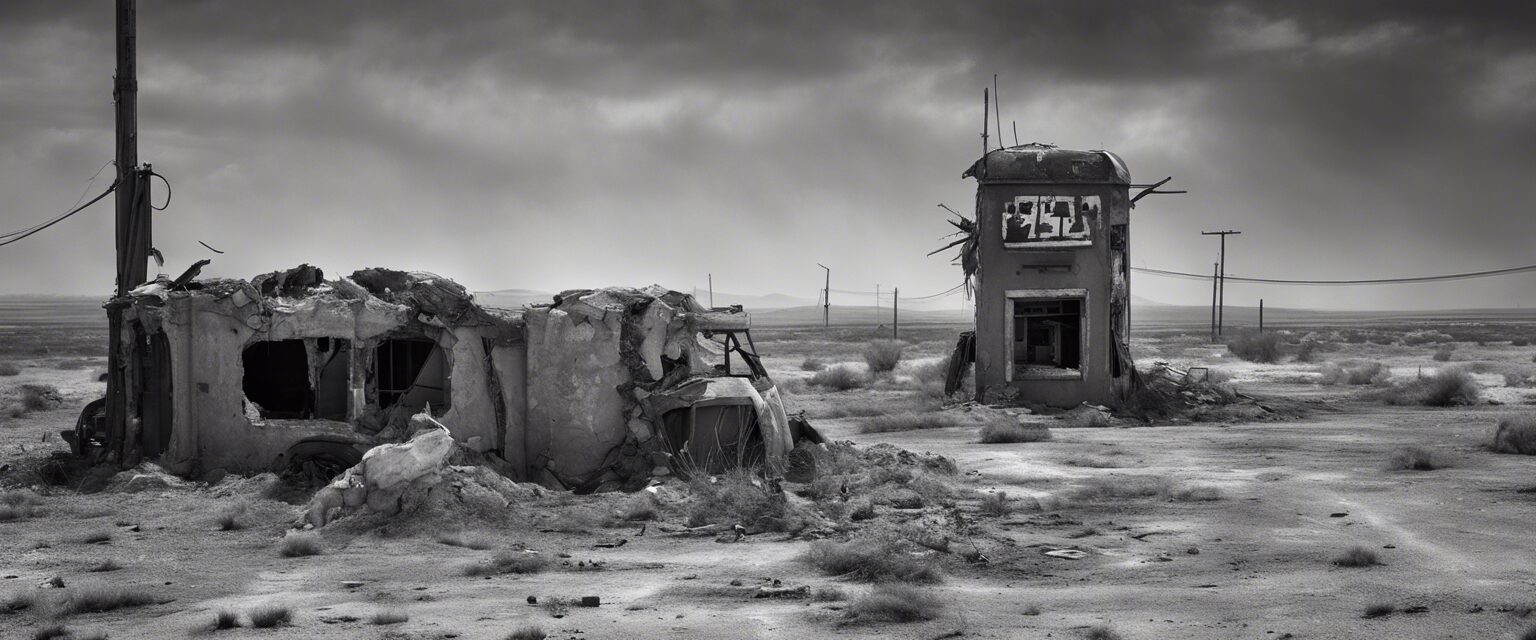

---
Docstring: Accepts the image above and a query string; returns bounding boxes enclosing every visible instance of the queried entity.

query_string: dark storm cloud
[1,1,1533,309]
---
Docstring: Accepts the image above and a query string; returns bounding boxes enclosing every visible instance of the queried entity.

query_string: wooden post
[1259,299,1265,334]
[818,263,829,329]
[1209,262,1218,343]
[708,273,713,308]
[893,288,899,340]
[108,0,143,465]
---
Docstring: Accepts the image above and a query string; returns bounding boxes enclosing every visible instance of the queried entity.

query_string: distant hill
[750,305,971,327]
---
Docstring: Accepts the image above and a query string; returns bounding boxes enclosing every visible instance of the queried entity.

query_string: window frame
[1004,288,1089,382]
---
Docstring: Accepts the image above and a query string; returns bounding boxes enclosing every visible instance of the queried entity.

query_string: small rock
[527,596,537,604]
[342,581,365,589]
[729,579,744,586]
[579,596,601,607]
[1187,547,1200,555]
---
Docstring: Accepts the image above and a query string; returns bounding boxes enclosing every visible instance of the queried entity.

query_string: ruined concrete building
[73,266,804,491]
[962,143,1135,407]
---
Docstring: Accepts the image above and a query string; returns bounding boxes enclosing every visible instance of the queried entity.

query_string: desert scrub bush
[32,625,71,640]
[278,531,323,557]
[462,550,550,576]
[0,361,18,376]
[88,559,122,572]
[1505,372,1531,388]
[802,537,942,583]
[1084,626,1125,640]
[435,530,495,550]
[1226,330,1282,363]
[1061,407,1112,428]
[809,365,864,391]
[1318,360,1389,386]
[64,586,158,615]
[1386,446,1448,471]
[1066,476,1221,502]
[1294,339,1322,363]
[247,605,292,628]
[1332,546,1380,567]
[616,493,660,521]
[215,609,241,629]
[506,624,547,640]
[1432,344,1456,362]
[1402,330,1453,346]
[686,468,803,532]
[0,489,43,521]
[18,384,63,411]
[4,591,37,613]
[215,503,247,531]
[1378,368,1480,406]
[863,340,905,374]
[1363,602,1394,618]
[372,611,409,625]
[978,421,1052,443]
[800,357,827,372]
[858,411,960,434]
[1492,415,1536,455]
[845,583,944,623]
[979,491,1013,517]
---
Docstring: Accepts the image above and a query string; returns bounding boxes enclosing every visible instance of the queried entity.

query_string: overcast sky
[1,1,1534,309]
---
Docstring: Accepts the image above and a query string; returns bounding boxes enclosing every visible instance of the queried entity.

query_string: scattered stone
[579,596,601,607]
[754,585,809,599]
[527,596,537,605]
[342,581,365,589]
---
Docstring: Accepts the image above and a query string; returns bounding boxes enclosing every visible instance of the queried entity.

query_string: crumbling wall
[524,304,631,488]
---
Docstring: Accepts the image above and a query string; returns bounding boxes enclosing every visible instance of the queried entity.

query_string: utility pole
[817,263,829,329]
[109,0,152,466]
[1259,299,1265,334]
[1209,262,1218,342]
[707,273,713,308]
[875,284,880,313]
[1201,230,1240,337]
[893,288,899,340]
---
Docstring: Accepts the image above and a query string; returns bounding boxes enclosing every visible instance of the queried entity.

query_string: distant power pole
[708,273,713,308]
[875,284,880,313]
[1201,230,1241,337]
[893,287,899,340]
[1209,262,1219,342]
[817,263,830,329]
[1259,298,1265,334]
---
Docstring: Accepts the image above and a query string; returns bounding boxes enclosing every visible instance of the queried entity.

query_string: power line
[1132,263,1536,286]
[0,180,119,249]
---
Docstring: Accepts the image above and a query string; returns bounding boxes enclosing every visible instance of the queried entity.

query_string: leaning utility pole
[1201,230,1240,337]
[817,263,829,329]
[108,0,153,465]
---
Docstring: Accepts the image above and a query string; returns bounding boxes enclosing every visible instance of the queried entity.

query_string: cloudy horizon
[2,1,1534,310]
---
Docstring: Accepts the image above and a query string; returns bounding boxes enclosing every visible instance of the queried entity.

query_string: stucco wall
[523,306,631,487]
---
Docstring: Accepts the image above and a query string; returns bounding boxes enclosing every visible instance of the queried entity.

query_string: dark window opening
[1013,299,1082,374]
[242,338,352,420]
[243,340,314,418]
[701,330,766,379]
[375,337,447,412]
[661,403,764,477]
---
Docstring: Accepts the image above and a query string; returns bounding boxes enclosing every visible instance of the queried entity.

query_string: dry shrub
[19,384,63,412]
[1061,455,1124,468]
[863,340,905,374]
[813,586,847,601]
[1318,360,1389,386]
[435,531,495,550]
[64,586,157,615]
[506,624,547,640]
[687,468,803,532]
[1402,330,1452,346]
[801,358,827,372]
[1432,344,1456,362]
[617,493,660,522]
[978,421,1052,443]
[979,491,1013,517]
[809,365,865,391]
[1379,368,1479,406]
[1332,546,1380,567]
[88,559,121,572]
[248,605,292,628]
[1492,415,1536,455]
[462,550,549,576]
[4,591,37,614]
[371,611,409,625]
[1062,408,1112,428]
[1514,338,1532,346]
[846,583,944,623]
[1085,626,1125,640]
[1294,339,1322,363]
[1386,446,1448,471]
[0,361,19,376]
[859,412,960,433]
[215,609,241,629]
[1363,602,1394,618]
[816,396,940,419]
[1226,330,1282,363]
[802,537,942,583]
[278,531,323,557]
[1505,372,1530,388]
[33,626,71,640]
[0,490,42,521]
[1066,476,1221,502]
[216,503,247,531]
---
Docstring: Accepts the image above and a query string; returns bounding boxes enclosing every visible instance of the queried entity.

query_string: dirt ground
[4,315,1536,639]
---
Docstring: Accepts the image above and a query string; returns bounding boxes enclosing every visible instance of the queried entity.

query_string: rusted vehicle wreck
[71,265,810,491]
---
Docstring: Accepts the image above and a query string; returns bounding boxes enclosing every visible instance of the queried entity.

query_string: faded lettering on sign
[1002,195,1100,246]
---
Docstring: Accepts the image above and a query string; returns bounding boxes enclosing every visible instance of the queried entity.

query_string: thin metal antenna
[993,74,1003,150]
[1012,121,1019,147]
[981,88,989,160]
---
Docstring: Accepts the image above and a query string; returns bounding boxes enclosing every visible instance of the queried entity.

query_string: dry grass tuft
[863,340,905,374]
[1227,330,1283,363]
[0,361,19,376]
[435,531,496,550]
[859,412,960,434]
[809,365,865,391]
[801,537,942,583]
[978,421,1052,444]
[979,491,1013,517]
[506,624,547,640]
[215,609,241,629]
[686,467,805,532]
[247,605,292,628]
[1332,546,1380,567]
[4,591,37,614]
[1379,368,1480,406]
[278,531,323,557]
[800,358,827,372]
[1363,602,1394,618]
[0,489,43,521]
[19,384,63,411]
[32,625,71,640]
[215,504,247,531]
[813,586,847,602]
[88,559,121,573]
[1493,415,1536,455]
[1432,344,1456,362]
[846,583,944,623]
[616,493,660,522]
[1084,626,1124,640]
[1318,360,1389,386]
[64,586,158,615]
[1386,446,1449,471]
[1066,476,1221,502]
[461,550,550,576]
[371,610,409,625]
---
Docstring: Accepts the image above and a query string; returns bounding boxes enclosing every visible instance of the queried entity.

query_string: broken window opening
[242,338,352,420]
[243,339,315,419]
[1012,298,1083,378]
[701,330,766,379]
[374,336,448,413]
[660,402,765,477]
